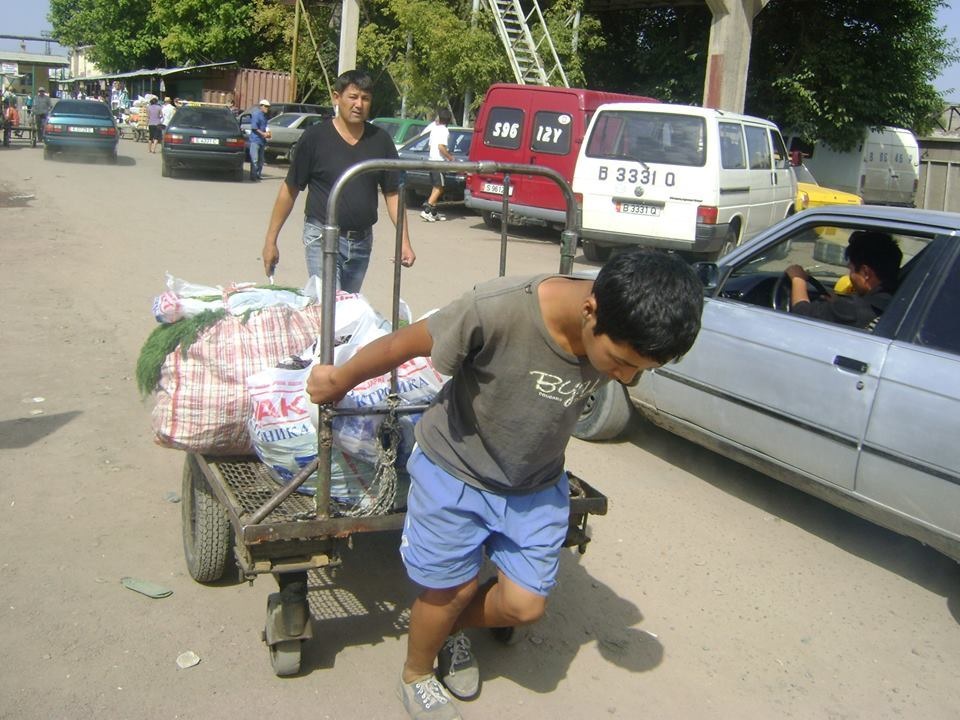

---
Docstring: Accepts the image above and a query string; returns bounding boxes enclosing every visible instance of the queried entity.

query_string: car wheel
[713,226,739,260]
[106,150,118,165]
[161,157,171,177]
[43,145,52,160]
[233,166,244,182]
[582,239,612,263]
[574,382,633,441]
[264,151,276,164]
[481,210,501,230]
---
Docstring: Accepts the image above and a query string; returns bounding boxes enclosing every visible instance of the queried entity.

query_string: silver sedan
[264,112,331,163]
[576,205,960,563]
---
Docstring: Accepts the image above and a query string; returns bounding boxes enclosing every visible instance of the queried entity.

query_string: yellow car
[794,163,863,211]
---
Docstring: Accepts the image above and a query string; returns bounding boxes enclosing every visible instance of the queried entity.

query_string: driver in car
[785,230,902,329]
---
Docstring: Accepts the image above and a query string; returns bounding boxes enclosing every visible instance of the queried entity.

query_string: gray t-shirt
[415,275,607,495]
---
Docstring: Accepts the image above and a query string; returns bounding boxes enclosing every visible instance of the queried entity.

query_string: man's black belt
[342,228,370,239]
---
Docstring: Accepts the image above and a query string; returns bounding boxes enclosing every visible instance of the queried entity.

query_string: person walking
[261,69,415,290]
[248,99,271,181]
[420,108,455,222]
[305,249,704,720]
[146,97,164,154]
[32,88,51,144]
[2,99,19,147]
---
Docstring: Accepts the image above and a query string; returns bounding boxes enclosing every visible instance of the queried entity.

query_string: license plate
[616,201,660,217]
[69,126,94,133]
[482,182,513,196]
[191,137,220,145]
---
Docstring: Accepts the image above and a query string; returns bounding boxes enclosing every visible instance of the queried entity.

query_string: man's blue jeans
[248,141,265,179]
[303,218,372,293]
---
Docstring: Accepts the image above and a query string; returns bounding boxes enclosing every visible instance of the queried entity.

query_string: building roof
[64,60,238,82]
[0,50,69,67]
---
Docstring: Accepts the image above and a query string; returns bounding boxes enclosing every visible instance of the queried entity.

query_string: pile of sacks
[142,274,444,507]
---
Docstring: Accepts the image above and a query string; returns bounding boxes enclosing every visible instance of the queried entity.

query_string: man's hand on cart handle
[307,365,350,405]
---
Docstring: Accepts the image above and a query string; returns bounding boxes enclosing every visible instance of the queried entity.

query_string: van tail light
[165,132,184,144]
[697,205,719,224]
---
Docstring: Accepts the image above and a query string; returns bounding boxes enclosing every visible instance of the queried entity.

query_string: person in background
[420,108,455,222]
[2,99,19,147]
[260,70,415,289]
[248,99,271,182]
[161,97,176,130]
[32,88,51,144]
[146,97,164,154]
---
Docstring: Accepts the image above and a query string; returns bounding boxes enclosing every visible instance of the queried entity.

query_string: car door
[855,240,960,540]
[651,220,896,490]
[742,122,775,238]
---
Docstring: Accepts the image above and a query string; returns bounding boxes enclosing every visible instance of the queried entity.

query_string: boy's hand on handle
[307,365,349,405]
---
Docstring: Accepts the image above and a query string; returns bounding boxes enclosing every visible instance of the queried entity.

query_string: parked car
[372,117,430,149]
[794,162,863,212]
[161,106,246,181]
[42,99,119,163]
[576,205,960,563]
[264,112,331,163]
[240,103,333,140]
[396,127,474,202]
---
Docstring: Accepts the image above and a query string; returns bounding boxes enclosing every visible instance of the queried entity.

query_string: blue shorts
[400,447,570,596]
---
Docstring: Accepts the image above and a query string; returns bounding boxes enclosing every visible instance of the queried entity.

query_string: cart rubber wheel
[574,381,633,441]
[181,454,232,583]
[270,639,302,676]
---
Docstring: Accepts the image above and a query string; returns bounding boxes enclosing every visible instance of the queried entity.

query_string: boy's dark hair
[592,249,703,364]
[334,69,375,95]
[437,107,453,125]
[845,231,902,290]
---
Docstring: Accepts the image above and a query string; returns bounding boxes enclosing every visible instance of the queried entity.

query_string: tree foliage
[579,0,956,147]
[49,0,955,144]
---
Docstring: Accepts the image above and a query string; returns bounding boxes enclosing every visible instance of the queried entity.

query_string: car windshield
[586,110,707,167]
[269,113,301,128]
[448,130,473,155]
[793,163,818,184]
[50,100,112,119]
[173,108,238,131]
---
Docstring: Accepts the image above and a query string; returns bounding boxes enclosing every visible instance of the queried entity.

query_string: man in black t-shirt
[261,70,415,291]
[786,230,902,329]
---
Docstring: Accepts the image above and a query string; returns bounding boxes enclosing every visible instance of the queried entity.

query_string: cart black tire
[574,382,633,441]
[182,454,233,583]
[270,639,302,676]
[582,240,612,263]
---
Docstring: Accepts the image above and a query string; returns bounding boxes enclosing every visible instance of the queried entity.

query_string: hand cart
[181,160,608,676]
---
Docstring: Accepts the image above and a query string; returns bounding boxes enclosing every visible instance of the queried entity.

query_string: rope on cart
[340,398,401,517]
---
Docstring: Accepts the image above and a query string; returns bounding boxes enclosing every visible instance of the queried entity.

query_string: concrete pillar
[338,0,361,75]
[702,0,768,113]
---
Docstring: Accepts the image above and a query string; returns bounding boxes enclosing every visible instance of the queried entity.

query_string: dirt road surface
[1,136,959,720]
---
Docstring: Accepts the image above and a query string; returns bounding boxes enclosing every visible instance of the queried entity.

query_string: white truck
[788,127,920,207]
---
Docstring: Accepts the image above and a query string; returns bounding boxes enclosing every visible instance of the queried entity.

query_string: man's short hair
[437,108,453,125]
[845,231,902,290]
[334,69,374,95]
[592,249,703,364]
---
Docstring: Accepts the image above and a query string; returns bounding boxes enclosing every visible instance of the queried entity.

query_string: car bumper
[579,222,731,253]
[44,137,117,154]
[163,147,245,170]
[464,190,568,225]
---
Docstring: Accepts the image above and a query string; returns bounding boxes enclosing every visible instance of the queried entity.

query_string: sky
[2,0,960,100]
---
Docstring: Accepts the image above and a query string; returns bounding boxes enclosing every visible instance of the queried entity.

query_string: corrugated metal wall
[232,69,292,111]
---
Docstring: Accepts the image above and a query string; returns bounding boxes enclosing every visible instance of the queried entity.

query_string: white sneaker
[420,210,437,222]
[397,673,461,719]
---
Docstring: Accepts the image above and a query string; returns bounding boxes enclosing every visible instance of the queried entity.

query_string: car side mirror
[692,261,720,292]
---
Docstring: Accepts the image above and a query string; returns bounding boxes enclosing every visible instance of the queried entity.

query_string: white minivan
[573,103,796,261]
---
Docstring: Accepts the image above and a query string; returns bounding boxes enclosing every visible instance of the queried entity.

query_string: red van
[465,84,657,228]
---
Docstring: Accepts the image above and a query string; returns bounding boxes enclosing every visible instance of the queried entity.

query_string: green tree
[149,0,270,66]
[49,0,166,71]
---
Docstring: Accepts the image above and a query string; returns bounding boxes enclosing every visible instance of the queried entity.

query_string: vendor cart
[181,160,608,676]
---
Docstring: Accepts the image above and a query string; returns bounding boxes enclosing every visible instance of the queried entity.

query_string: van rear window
[585,111,705,167]
[531,111,572,155]
[484,107,523,149]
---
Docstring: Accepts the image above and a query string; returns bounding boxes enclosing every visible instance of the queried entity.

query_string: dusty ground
[1,135,959,720]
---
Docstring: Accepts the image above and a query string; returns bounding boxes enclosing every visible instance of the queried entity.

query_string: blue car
[43,99,119,163]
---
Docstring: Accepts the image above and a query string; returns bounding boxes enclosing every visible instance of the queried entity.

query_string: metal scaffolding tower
[483,0,569,86]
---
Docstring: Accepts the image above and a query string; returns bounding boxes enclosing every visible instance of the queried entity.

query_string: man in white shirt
[161,97,176,129]
[420,108,455,222]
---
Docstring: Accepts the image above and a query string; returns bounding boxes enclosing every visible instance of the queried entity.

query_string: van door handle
[834,355,868,374]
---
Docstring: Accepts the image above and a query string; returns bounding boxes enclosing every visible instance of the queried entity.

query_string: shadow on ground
[0,411,83,449]
[619,418,960,624]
